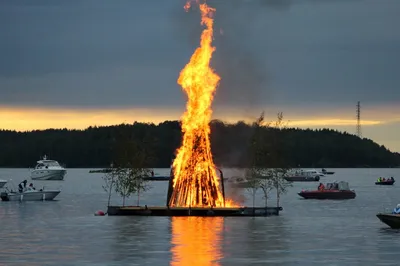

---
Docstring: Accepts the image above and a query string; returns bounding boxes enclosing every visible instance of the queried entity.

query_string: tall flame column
[168,2,225,207]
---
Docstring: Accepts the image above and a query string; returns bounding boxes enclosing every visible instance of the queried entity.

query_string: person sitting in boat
[382,177,386,182]
[377,177,382,182]
[390,177,395,182]
[392,204,400,214]
[29,183,36,190]
[318,183,325,191]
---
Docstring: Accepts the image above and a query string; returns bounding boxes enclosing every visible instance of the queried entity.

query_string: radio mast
[356,101,362,138]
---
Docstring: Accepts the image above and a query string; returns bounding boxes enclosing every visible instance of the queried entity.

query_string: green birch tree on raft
[245,111,292,208]
[102,136,154,207]
[264,112,292,208]
[245,112,267,208]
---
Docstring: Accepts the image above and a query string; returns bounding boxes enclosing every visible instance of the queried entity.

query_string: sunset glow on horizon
[1,106,399,152]
[0,106,397,131]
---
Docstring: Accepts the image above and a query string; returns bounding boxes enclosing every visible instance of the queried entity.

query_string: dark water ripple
[0,168,400,265]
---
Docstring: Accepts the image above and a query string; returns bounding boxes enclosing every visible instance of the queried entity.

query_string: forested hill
[0,120,399,168]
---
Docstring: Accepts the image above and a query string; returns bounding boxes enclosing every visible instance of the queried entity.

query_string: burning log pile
[168,165,226,207]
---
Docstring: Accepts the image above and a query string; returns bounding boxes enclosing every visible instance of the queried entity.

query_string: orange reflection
[171,217,224,266]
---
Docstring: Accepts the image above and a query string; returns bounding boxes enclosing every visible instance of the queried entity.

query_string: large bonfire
[168,0,228,208]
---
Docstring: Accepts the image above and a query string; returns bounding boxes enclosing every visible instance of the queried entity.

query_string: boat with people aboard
[31,155,67,181]
[284,169,324,182]
[376,204,400,229]
[0,180,61,201]
[375,177,395,185]
[298,181,356,199]
[0,179,7,189]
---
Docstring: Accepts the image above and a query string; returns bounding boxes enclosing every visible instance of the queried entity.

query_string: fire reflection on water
[170,217,224,266]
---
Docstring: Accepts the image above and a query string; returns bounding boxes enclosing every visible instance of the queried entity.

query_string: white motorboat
[225,176,250,188]
[285,169,325,182]
[0,179,7,188]
[0,181,60,201]
[31,155,67,181]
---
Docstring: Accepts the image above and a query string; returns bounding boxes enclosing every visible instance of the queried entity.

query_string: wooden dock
[107,206,283,216]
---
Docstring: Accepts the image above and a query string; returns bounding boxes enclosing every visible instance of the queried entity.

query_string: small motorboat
[0,179,7,189]
[225,176,251,188]
[285,175,320,182]
[298,181,356,200]
[1,187,60,201]
[0,180,60,201]
[376,213,400,229]
[321,168,335,175]
[375,177,395,186]
[284,169,324,182]
[143,176,170,181]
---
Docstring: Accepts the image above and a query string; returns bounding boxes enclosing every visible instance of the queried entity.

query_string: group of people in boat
[317,182,339,191]
[18,180,36,193]
[377,177,395,183]
[392,204,400,214]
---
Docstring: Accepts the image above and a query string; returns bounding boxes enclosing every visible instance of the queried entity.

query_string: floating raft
[107,206,282,216]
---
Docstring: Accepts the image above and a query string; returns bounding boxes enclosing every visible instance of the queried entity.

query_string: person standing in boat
[392,204,400,214]
[18,180,27,193]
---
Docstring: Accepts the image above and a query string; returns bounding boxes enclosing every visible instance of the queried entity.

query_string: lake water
[0,168,399,265]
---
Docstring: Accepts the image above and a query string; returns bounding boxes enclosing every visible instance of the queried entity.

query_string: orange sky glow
[1,105,399,151]
[0,106,397,131]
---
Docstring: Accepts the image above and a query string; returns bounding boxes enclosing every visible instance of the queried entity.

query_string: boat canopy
[325,181,350,190]
[338,181,350,190]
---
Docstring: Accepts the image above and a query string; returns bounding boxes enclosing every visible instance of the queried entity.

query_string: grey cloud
[0,66,185,108]
[0,0,399,110]
[0,1,183,77]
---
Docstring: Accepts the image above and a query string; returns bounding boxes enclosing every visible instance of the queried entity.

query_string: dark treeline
[0,120,399,168]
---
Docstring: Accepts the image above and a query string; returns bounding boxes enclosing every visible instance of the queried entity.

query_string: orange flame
[169,1,228,207]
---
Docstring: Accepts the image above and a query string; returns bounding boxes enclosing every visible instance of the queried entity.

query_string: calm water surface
[0,168,399,265]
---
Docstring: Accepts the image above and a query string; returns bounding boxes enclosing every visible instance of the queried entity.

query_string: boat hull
[285,176,320,182]
[375,181,395,185]
[323,171,335,175]
[0,190,60,201]
[143,176,170,181]
[31,169,66,180]
[298,190,356,199]
[0,180,7,188]
[376,213,400,229]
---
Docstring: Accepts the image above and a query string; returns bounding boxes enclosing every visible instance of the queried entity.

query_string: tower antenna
[356,101,362,138]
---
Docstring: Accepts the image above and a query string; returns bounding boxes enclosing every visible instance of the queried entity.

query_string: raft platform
[107,206,283,216]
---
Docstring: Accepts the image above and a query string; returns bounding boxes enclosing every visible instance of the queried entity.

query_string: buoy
[94,210,105,216]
